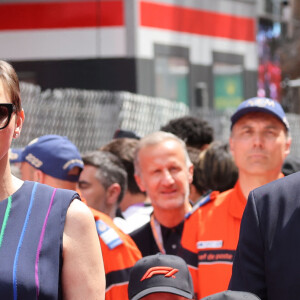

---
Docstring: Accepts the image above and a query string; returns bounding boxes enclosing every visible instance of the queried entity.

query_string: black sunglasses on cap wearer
[0,103,16,130]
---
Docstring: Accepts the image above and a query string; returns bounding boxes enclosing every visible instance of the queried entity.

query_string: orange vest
[197,177,283,298]
[179,207,201,299]
[197,182,245,298]
[90,208,142,300]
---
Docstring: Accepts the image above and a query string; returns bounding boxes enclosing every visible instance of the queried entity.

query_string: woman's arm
[62,199,105,300]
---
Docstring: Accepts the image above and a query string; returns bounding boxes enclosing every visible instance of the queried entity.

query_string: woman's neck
[0,160,23,201]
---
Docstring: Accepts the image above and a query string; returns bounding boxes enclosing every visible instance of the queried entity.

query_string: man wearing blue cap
[20,135,84,188]
[197,97,291,298]
[19,135,144,300]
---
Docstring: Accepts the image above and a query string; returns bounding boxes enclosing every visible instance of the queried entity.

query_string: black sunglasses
[0,103,16,130]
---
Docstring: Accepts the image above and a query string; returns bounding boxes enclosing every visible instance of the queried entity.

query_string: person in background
[91,206,142,300]
[8,147,23,178]
[161,115,214,150]
[128,253,195,300]
[130,131,201,298]
[197,141,238,194]
[101,138,152,233]
[19,135,141,300]
[79,150,127,220]
[186,146,207,206]
[20,134,84,189]
[113,128,141,140]
[78,150,142,299]
[197,97,291,298]
[188,141,238,207]
[0,59,105,299]
[281,154,300,176]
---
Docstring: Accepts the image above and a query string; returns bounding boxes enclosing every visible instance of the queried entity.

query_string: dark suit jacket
[229,171,300,300]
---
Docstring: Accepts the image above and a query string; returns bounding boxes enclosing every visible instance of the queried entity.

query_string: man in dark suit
[229,171,300,300]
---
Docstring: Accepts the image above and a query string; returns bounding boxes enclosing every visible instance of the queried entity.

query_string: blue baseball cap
[231,97,289,131]
[9,148,24,163]
[21,135,84,182]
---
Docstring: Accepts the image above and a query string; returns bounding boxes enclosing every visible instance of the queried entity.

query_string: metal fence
[13,82,300,157]
[13,82,189,152]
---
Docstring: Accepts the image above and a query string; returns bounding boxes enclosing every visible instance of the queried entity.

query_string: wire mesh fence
[13,83,189,152]
[12,82,300,157]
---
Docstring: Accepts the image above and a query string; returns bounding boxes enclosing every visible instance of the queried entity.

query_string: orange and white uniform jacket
[197,177,283,298]
[90,208,142,300]
[198,181,245,298]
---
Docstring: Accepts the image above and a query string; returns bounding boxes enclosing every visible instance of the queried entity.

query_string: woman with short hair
[0,60,105,300]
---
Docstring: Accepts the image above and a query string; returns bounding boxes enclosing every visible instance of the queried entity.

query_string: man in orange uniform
[91,208,142,300]
[197,97,291,298]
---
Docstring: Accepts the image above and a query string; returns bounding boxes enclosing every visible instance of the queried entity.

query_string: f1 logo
[141,267,179,281]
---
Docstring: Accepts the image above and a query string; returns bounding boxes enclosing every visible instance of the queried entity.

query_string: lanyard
[150,204,192,254]
[150,214,166,254]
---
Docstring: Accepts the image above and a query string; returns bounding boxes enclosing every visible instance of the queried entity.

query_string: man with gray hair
[130,131,201,299]
[78,150,127,219]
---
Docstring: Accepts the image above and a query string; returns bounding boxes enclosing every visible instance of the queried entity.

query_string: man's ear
[284,136,292,158]
[134,173,146,192]
[189,184,198,203]
[229,135,235,156]
[188,164,194,184]
[106,183,121,205]
[33,169,44,183]
[13,109,25,139]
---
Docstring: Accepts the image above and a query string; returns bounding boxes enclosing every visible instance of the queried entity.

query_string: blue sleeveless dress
[0,181,79,300]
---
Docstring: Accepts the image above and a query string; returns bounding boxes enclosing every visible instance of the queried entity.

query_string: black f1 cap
[128,253,194,300]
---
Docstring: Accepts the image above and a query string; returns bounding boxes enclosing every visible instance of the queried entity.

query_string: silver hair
[134,131,192,176]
